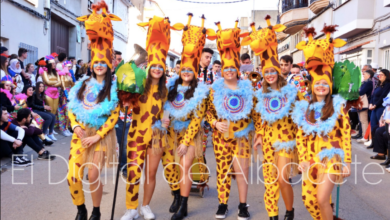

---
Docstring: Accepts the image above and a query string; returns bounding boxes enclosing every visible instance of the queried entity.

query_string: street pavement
[1,134,390,220]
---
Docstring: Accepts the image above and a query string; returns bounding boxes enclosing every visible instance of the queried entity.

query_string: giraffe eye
[202,28,206,34]
[329,38,333,43]
[102,14,107,18]
[184,26,188,31]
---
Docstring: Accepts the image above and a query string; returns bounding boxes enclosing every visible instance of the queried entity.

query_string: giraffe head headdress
[296,24,347,93]
[138,16,184,72]
[77,0,122,69]
[215,20,249,75]
[241,15,286,74]
[179,13,217,74]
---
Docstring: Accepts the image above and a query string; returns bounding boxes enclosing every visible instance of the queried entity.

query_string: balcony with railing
[309,0,330,14]
[280,0,309,35]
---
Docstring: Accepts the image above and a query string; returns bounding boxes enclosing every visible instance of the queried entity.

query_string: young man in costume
[242,15,298,220]
[67,2,121,219]
[292,25,352,220]
[206,20,259,220]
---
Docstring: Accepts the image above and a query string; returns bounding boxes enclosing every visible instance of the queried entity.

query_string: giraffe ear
[137,22,149,27]
[239,31,249,38]
[241,36,251,46]
[77,15,89,22]
[333,38,347,48]
[206,29,217,41]
[171,23,185,31]
[296,41,307,50]
[108,14,122,21]
[272,24,286,33]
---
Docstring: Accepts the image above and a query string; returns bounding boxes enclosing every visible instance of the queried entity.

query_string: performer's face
[26,87,33,97]
[263,67,278,85]
[3,82,12,91]
[180,67,194,83]
[93,61,108,76]
[313,79,330,96]
[150,64,164,80]
[223,66,237,80]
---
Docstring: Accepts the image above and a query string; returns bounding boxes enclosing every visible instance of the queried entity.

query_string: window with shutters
[384,48,390,70]
[18,43,38,67]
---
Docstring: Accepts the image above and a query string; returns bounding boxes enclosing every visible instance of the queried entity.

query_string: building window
[19,43,38,67]
[384,48,390,70]
[291,32,301,51]
[88,0,94,11]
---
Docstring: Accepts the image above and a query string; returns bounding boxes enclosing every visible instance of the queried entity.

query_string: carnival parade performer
[121,16,185,220]
[40,55,61,116]
[205,19,260,220]
[292,25,352,220]
[56,60,74,137]
[166,13,215,219]
[242,16,298,220]
[67,2,121,220]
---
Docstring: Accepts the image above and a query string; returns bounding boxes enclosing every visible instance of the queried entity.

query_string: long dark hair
[1,56,9,73]
[307,92,334,123]
[144,67,167,101]
[34,82,45,100]
[379,69,390,87]
[76,68,113,103]
[168,75,198,102]
[22,85,33,96]
[46,62,57,77]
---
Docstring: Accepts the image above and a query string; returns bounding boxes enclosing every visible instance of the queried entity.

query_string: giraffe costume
[67,0,121,208]
[206,21,260,215]
[124,16,184,210]
[292,25,351,220]
[242,15,301,218]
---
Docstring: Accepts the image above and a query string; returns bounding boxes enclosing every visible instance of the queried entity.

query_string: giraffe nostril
[184,26,188,31]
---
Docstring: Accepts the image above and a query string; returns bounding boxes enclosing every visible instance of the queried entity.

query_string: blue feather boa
[171,120,191,132]
[273,140,296,152]
[317,148,345,162]
[68,77,118,129]
[291,95,346,136]
[151,120,167,133]
[212,79,254,122]
[255,84,297,124]
[234,121,254,138]
[164,76,210,121]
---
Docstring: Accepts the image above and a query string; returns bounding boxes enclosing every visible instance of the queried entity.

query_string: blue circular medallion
[172,91,186,109]
[224,95,244,114]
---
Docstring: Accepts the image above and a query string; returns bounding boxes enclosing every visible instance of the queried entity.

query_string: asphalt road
[1,135,390,220]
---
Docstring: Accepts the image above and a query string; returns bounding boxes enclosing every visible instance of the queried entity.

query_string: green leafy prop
[116,60,146,94]
[332,60,361,101]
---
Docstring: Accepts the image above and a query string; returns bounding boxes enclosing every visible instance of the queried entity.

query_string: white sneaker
[47,134,57,141]
[357,138,368,143]
[121,209,139,220]
[140,205,155,220]
[364,140,372,146]
[45,136,53,142]
[53,130,58,134]
[62,130,72,137]
[386,167,390,173]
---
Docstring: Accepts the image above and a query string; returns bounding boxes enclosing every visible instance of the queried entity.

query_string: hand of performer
[81,134,101,148]
[44,105,51,111]
[162,118,170,128]
[298,161,310,172]
[177,143,188,157]
[342,163,351,178]
[253,135,263,151]
[215,122,228,133]
[13,140,23,149]
[14,105,21,110]
[74,127,85,139]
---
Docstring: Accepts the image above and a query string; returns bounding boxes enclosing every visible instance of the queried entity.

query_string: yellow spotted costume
[242,15,299,217]
[67,2,121,207]
[125,16,184,210]
[292,25,351,220]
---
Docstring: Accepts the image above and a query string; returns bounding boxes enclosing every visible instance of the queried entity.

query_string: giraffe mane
[321,24,339,34]
[91,0,110,13]
[303,27,317,38]
[265,15,271,20]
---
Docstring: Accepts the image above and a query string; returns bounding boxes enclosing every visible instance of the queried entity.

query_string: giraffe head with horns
[138,16,184,71]
[179,13,217,75]
[241,15,286,74]
[215,20,249,75]
[77,0,121,42]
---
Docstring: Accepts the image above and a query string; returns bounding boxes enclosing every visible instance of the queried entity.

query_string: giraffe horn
[235,19,239,29]
[201,14,206,28]
[250,22,256,32]
[215,22,222,31]
[265,15,272,27]
[187,13,193,26]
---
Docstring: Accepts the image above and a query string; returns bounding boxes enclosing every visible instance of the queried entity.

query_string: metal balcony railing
[282,0,309,13]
